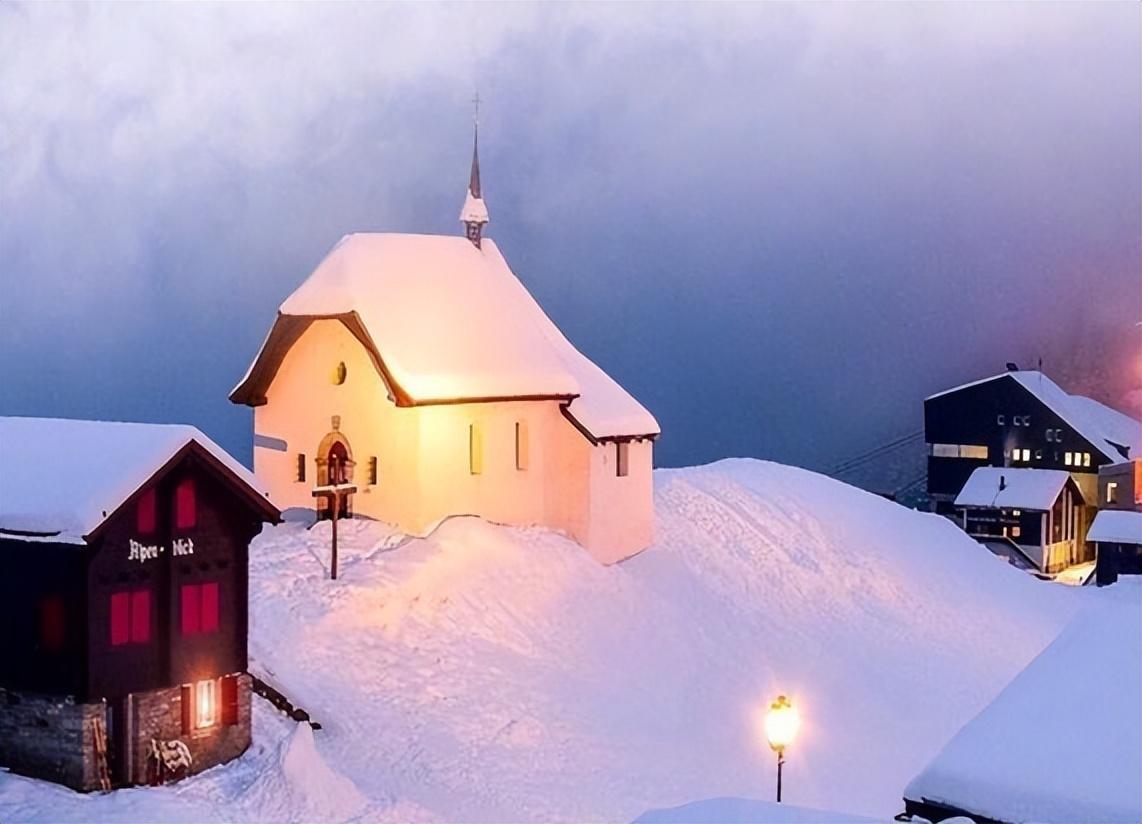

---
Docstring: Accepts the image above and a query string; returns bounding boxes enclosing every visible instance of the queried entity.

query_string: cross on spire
[460,93,489,248]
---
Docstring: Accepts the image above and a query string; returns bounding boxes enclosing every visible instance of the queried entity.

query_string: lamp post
[764,694,800,803]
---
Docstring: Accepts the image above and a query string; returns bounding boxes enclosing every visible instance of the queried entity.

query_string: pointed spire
[460,94,489,248]
[469,124,482,200]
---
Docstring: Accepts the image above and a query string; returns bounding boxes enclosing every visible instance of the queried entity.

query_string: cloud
[1,2,1138,472]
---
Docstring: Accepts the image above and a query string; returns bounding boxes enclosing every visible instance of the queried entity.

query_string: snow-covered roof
[926,371,1141,463]
[459,191,488,224]
[0,417,274,545]
[954,467,1071,510]
[905,589,1142,823]
[1088,509,1142,545]
[231,233,659,441]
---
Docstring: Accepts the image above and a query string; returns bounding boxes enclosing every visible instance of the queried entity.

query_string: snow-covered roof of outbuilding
[954,467,1072,510]
[1087,509,1142,545]
[904,587,1142,823]
[0,417,276,545]
[230,233,659,441]
[926,371,1141,463]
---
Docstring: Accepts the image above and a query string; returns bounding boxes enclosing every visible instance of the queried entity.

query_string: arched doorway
[315,431,354,520]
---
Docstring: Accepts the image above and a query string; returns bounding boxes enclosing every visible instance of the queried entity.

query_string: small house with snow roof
[230,129,659,563]
[924,366,1141,575]
[0,417,279,791]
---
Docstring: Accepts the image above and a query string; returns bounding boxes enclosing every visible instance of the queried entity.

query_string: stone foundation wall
[128,673,252,784]
[0,688,106,791]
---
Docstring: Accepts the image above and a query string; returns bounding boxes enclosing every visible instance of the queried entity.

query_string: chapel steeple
[459,96,489,248]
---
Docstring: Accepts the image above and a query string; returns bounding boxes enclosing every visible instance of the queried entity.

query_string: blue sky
[1,3,1139,471]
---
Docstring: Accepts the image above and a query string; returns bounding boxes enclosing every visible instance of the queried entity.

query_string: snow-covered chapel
[231,129,659,564]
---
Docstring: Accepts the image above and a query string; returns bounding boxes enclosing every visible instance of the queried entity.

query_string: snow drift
[1,459,1090,822]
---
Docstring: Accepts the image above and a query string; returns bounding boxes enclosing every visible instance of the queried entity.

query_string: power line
[830,430,924,476]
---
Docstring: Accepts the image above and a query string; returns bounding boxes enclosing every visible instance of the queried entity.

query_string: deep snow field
[0,459,1102,822]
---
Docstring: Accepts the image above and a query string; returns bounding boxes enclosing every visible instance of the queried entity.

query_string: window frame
[616,442,630,478]
[175,477,197,530]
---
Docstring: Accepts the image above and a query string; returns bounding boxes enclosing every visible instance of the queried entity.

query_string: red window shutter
[40,596,66,652]
[181,684,192,734]
[175,478,196,530]
[201,582,220,633]
[221,674,239,726]
[181,584,201,635]
[136,488,157,534]
[110,592,130,646]
[130,589,151,643]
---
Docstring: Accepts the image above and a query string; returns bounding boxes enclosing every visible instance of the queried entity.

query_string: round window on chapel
[332,362,347,385]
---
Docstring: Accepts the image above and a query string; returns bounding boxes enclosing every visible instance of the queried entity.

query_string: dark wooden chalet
[0,417,279,791]
[924,367,1140,574]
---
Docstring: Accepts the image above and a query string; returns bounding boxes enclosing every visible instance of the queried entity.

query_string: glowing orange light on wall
[196,679,217,729]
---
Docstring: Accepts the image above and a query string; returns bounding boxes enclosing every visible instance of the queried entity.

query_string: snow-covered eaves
[925,371,1141,463]
[954,467,1071,511]
[904,590,1142,823]
[230,233,659,442]
[0,417,276,545]
[1087,510,1142,545]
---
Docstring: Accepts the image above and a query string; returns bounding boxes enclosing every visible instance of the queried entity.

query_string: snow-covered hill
[0,459,1088,822]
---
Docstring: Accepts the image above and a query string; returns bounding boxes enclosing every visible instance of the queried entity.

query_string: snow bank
[634,795,879,823]
[904,581,1142,823]
[1,459,1095,822]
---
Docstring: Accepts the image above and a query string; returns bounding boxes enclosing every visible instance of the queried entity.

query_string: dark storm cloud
[1,2,1139,472]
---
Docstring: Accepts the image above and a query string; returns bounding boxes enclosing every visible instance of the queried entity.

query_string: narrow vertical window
[175,478,196,529]
[1107,482,1119,504]
[616,442,630,478]
[296,453,307,483]
[1082,452,1091,467]
[515,422,529,471]
[469,423,483,475]
[368,456,378,485]
[1064,452,1073,466]
[136,488,157,534]
[40,596,66,652]
[196,679,217,729]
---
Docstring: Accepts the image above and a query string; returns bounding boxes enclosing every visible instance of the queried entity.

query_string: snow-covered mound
[634,796,880,823]
[1,459,1090,822]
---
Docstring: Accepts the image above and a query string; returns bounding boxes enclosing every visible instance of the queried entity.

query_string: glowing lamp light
[764,694,800,803]
[765,694,800,752]
[196,679,217,729]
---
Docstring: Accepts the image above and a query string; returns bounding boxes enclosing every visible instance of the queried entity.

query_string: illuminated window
[175,478,196,529]
[1011,525,1021,538]
[1083,452,1091,467]
[1034,449,1042,460]
[192,675,214,730]
[1012,509,1021,516]
[1107,482,1119,504]
[110,589,151,646]
[1064,452,1073,466]
[616,442,630,478]
[136,488,157,534]
[1022,449,1031,461]
[469,423,483,475]
[332,362,347,385]
[515,422,529,471]
[932,444,988,459]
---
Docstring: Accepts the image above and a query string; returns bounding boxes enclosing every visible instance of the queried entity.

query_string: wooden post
[330,490,339,580]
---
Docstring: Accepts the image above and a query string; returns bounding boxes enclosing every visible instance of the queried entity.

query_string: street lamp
[764,694,800,803]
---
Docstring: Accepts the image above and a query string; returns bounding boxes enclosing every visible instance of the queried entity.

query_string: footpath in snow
[0,459,1097,822]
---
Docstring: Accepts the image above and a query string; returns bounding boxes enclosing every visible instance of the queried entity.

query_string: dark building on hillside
[924,368,1141,576]
[1090,459,1142,585]
[0,417,279,791]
